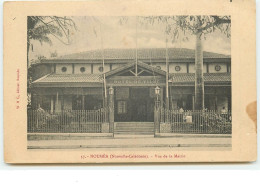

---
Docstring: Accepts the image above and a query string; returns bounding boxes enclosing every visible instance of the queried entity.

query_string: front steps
[114,122,154,135]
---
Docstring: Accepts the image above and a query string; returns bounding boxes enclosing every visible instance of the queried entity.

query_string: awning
[32,73,231,87]
[169,73,231,85]
[32,74,103,87]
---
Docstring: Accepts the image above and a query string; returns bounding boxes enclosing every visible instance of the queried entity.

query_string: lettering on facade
[109,79,161,85]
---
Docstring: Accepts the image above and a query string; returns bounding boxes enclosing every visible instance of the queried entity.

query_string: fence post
[101,108,109,133]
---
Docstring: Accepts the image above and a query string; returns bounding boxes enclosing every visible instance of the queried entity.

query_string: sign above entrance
[107,77,165,86]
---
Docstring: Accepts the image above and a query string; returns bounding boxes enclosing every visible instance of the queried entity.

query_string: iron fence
[27,108,109,133]
[156,108,232,134]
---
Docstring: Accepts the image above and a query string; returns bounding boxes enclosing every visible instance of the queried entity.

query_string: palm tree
[194,29,204,110]
[185,16,231,110]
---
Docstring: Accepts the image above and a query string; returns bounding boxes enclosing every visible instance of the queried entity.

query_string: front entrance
[114,87,154,122]
[131,98,147,121]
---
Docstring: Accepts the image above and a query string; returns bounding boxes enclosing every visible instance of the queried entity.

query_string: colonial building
[30,48,231,123]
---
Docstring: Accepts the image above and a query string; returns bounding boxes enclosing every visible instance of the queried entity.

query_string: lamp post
[155,86,160,108]
[109,86,114,96]
[108,87,114,135]
[154,86,161,135]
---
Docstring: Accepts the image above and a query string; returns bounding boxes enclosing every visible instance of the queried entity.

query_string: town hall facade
[30,48,231,123]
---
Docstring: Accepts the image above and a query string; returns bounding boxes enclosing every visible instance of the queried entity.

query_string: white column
[192,95,195,110]
[160,88,163,108]
[55,91,59,112]
[50,96,54,113]
[82,95,85,110]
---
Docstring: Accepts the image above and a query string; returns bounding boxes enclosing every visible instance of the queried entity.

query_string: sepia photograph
[27,16,232,150]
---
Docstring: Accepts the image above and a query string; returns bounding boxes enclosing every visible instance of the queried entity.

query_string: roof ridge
[57,47,230,60]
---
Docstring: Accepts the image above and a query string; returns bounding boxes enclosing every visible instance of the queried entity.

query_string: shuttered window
[117,101,127,114]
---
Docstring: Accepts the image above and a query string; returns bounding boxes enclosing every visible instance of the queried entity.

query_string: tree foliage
[27,16,77,67]
[119,16,231,42]
[27,16,77,107]
[27,16,77,45]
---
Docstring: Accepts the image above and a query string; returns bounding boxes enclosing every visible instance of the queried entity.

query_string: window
[99,66,104,72]
[80,67,85,73]
[72,96,82,110]
[175,66,181,71]
[61,67,67,72]
[117,101,127,114]
[39,95,51,110]
[215,65,221,71]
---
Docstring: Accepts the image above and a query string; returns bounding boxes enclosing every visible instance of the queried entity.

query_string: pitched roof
[32,74,102,84]
[105,61,166,77]
[53,48,230,60]
[169,73,231,83]
[32,73,231,87]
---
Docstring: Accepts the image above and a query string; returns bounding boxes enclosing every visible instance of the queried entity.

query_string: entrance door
[114,87,153,122]
[131,99,147,121]
[130,87,150,122]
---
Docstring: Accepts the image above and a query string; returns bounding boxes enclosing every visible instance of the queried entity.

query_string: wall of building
[63,95,73,110]
[216,96,228,111]
[55,97,62,112]
[208,63,227,73]
[189,63,207,73]
[51,61,230,75]
[112,64,124,70]
[204,86,230,111]
[93,64,110,74]
[152,63,166,71]
[169,63,187,73]
[56,64,73,74]
[74,64,92,74]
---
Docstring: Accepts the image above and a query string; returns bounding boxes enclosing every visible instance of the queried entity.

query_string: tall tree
[176,16,231,110]
[27,16,77,67]
[27,16,77,107]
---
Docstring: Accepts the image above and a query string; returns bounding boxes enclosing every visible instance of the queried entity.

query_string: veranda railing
[155,108,232,134]
[27,108,109,133]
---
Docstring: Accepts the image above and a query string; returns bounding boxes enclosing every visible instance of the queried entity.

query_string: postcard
[3,0,256,163]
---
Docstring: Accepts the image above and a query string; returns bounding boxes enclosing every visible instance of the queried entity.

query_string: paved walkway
[28,134,231,150]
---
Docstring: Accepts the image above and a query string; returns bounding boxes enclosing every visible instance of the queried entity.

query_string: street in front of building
[28,134,231,150]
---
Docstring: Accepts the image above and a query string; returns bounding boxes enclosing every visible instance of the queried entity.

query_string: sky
[29,16,231,61]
